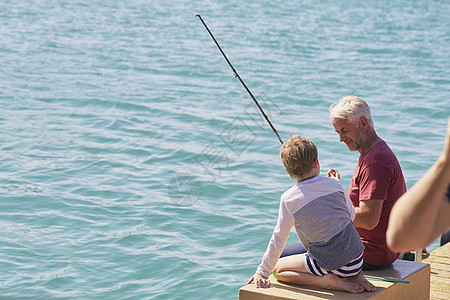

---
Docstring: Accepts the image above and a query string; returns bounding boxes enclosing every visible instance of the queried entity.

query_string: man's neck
[359,130,382,155]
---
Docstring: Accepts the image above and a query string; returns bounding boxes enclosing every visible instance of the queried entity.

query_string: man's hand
[247,272,271,288]
[327,168,340,180]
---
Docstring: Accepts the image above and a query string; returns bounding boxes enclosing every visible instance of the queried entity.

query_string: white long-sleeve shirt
[256,176,363,278]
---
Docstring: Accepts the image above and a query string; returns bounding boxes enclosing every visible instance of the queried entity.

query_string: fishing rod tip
[196,14,201,18]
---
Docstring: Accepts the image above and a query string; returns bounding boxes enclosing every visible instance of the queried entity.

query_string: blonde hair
[280,135,317,179]
[329,96,374,126]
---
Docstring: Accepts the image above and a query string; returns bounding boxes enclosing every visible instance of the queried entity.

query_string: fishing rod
[196,14,283,145]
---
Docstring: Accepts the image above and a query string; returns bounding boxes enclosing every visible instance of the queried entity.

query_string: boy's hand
[327,168,340,180]
[247,272,271,288]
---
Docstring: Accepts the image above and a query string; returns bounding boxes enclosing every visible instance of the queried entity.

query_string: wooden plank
[239,243,450,300]
[423,243,450,300]
[239,260,430,299]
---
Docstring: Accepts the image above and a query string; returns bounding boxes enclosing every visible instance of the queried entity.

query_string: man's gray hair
[329,96,374,126]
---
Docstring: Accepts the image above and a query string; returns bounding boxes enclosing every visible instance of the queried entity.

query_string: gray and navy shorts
[304,252,363,278]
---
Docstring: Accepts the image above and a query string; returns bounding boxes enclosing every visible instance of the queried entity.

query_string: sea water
[0,0,449,299]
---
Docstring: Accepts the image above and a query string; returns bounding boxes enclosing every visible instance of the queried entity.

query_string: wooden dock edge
[422,242,450,300]
[239,259,431,299]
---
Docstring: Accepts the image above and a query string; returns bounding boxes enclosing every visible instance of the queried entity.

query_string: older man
[329,96,406,269]
[281,96,406,270]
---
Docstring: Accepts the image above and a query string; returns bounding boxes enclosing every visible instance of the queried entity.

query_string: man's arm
[353,199,384,230]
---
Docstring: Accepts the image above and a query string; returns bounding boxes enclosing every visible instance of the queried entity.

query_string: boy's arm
[347,194,356,221]
[253,197,294,284]
[327,169,356,220]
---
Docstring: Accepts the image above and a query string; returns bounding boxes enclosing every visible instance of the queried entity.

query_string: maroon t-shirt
[349,140,406,266]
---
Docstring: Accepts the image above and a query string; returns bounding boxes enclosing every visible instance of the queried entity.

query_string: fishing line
[196,14,283,145]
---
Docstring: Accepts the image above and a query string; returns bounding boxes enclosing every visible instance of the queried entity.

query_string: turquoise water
[0,0,449,299]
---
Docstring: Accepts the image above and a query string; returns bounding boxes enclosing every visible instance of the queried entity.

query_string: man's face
[331,117,363,152]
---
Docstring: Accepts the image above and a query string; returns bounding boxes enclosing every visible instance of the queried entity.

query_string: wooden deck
[422,242,450,300]
[239,243,449,299]
[239,259,430,299]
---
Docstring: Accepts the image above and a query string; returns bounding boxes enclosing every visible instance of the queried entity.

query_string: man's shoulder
[360,140,399,167]
[370,140,396,157]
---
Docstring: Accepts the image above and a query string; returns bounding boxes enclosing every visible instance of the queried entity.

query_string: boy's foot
[345,271,376,292]
[322,274,364,293]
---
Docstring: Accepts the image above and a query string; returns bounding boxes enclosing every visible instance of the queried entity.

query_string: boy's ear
[313,158,319,168]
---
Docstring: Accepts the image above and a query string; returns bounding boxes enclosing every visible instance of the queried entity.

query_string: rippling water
[0,0,449,299]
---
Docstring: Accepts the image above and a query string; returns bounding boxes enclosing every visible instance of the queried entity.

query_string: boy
[248,135,375,293]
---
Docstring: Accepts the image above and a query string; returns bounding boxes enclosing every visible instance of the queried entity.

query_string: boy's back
[258,176,363,276]
[284,176,363,270]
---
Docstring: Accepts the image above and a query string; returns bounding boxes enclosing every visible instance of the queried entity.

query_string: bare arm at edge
[386,118,450,252]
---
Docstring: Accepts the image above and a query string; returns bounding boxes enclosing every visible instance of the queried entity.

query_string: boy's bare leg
[274,254,365,293]
[278,271,365,293]
[344,271,376,292]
